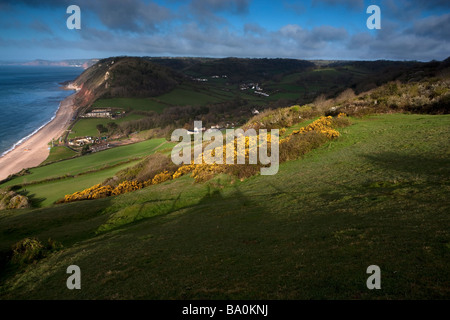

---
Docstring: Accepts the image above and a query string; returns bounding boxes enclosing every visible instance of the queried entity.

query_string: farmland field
[91,98,169,113]
[68,114,145,139]
[0,138,169,187]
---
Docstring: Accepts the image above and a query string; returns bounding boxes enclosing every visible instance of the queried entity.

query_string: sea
[0,66,83,156]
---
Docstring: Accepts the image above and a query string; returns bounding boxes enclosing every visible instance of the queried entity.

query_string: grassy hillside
[0,138,174,207]
[72,57,184,108]
[179,57,315,84]
[65,57,446,142]
[41,146,78,165]
[0,113,448,299]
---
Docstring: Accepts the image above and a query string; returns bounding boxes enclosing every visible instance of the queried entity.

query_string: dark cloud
[312,0,364,10]
[190,0,251,15]
[412,13,450,39]
[383,0,450,21]
[6,0,173,33]
[347,14,450,61]
[277,24,348,50]
[283,1,306,15]
[244,23,265,35]
[0,0,448,61]
[87,0,173,33]
[79,27,115,42]
[186,0,251,27]
[310,25,348,42]
[29,20,53,34]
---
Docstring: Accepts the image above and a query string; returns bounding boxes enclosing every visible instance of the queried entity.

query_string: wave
[0,102,61,158]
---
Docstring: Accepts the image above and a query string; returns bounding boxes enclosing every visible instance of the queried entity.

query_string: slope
[0,113,448,299]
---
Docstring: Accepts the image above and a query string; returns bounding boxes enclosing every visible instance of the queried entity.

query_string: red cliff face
[74,85,95,108]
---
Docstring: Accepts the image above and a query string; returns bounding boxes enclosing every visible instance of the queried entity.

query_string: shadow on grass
[133,192,183,223]
[0,197,114,288]
[362,152,449,178]
[17,189,46,207]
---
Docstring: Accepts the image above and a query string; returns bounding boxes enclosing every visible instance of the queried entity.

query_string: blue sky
[0,0,449,61]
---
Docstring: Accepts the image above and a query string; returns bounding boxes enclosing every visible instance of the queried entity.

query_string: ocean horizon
[0,65,83,157]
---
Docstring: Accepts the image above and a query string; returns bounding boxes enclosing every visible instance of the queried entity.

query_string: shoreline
[1,105,60,158]
[0,93,77,182]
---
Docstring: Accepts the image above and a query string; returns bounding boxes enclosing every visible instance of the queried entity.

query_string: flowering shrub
[290,116,340,139]
[151,171,173,185]
[172,164,195,179]
[112,181,144,195]
[62,114,350,203]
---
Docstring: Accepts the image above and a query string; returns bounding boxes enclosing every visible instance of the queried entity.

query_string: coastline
[0,93,77,182]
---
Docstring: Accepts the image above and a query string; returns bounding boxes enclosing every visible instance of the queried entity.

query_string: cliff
[70,56,185,108]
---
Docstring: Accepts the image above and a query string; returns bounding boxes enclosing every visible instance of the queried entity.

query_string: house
[91,143,110,153]
[82,109,113,119]
[254,91,269,97]
[68,136,94,146]
[187,125,206,135]
[194,125,205,133]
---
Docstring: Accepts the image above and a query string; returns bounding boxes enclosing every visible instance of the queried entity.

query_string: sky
[0,0,449,61]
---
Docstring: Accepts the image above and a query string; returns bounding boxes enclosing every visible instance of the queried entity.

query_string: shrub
[151,171,173,185]
[172,164,195,179]
[11,238,62,265]
[279,131,327,162]
[242,104,320,131]
[290,105,300,112]
[62,114,351,203]
[336,88,356,103]
[0,189,30,210]
[112,153,178,185]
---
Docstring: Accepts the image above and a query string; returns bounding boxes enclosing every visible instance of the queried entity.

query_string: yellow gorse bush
[291,116,340,139]
[62,115,346,203]
[172,164,195,179]
[151,171,172,185]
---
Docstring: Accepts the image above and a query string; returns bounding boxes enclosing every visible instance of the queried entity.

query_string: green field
[0,138,169,187]
[262,66,371,102]
[92,98,168,113]
[0,113,449,299]
[68,114,145,139]
[22,160,142,207]
[41,146,78,165]
[156,85,226,106]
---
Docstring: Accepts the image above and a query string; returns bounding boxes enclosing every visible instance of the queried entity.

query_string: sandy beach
[0,94,77,181]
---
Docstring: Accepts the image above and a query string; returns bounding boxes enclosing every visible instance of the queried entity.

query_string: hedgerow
[60,114,350,203]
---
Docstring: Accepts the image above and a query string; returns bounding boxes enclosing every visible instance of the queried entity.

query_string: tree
[96,124,108,135]
[106,122,118,132]
[81,145,91,155]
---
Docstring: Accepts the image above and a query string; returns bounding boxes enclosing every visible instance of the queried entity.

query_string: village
[64,75,268,156]
[80,108,125,119]
[66,107,127,153]
[192,74,271,97]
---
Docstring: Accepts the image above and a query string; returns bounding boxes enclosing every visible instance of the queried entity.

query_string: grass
[21,160,142,207]
[41,146,78,165]
[0,138,169,187]
[263,66,371,103]
[68,114,144,139]
[156,85,226,106]
[0,113,449,299]
[282,118,316,136]
[92,98,168,113]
